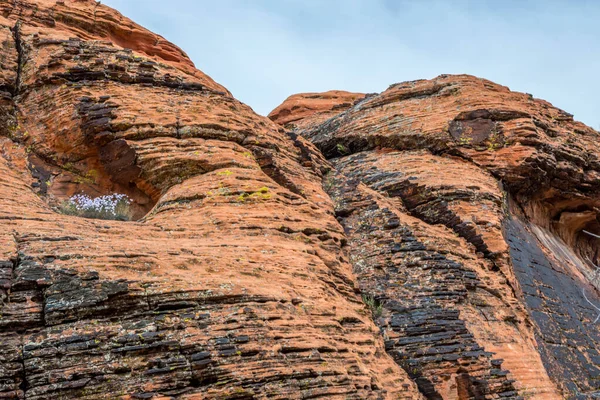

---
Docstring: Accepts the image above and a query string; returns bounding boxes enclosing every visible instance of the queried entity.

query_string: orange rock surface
[268,90,367,130]
[282,75,600,398]
[0,1,420,399]
[2,1,600,399]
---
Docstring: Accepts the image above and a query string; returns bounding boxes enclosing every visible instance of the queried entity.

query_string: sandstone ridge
[0,1,599,400]
[271,75,600,399]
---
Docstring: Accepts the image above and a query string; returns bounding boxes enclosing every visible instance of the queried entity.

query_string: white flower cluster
[69,193,129,213]
[64,193,132,220]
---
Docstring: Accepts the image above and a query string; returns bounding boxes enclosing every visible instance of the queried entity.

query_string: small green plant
[58,193,133,221]
[362,294,384,318]
[236,187,271,203]
[73,169,98,185]
[336,143,349,155]
[457,135,473,145]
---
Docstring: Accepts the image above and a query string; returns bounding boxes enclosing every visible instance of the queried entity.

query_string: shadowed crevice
[10,20,23,97]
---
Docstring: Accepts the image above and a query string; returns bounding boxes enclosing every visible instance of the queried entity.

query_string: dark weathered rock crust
[279,75,600,399]
[2,1,600,399]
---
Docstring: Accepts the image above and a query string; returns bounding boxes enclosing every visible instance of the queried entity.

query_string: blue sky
[103,0,599,128]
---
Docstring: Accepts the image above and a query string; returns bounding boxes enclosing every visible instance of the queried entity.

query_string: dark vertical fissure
[19,342,27,399]
[10,20,23,97]
[12,246,28,398]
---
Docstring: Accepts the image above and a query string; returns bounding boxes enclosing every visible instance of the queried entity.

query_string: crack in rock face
[273,74,600,399]
[0,1,419,399]
[1,1,599,400]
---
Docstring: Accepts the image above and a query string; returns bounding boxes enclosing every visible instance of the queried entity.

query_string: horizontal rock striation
[0,1,421,399]
[326,173,519,399]
[279,75,600,398]
[268,90,368,131]
[2,1,600,399]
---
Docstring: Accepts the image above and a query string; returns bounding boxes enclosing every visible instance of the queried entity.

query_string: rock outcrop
[1,1,600,399]
[0,1,420,399]
[268,90,367,131]
[272,76,600,399]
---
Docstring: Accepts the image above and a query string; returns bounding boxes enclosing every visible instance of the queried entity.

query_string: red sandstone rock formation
[268,91,367,130]
[0,1,420,399]
[1,1,600,399]
[272,76,600,398]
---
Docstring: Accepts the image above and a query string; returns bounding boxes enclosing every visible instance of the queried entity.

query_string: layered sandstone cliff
[0,1,599,399]
[272,77,600,399]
